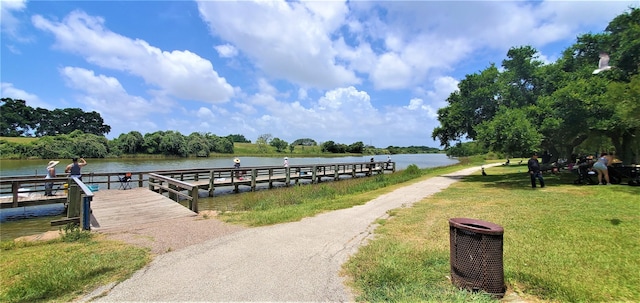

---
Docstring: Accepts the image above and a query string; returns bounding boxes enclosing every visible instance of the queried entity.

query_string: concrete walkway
[91,165,487,302]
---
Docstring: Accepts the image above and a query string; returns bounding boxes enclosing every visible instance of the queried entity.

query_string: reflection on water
[0,154,457,241]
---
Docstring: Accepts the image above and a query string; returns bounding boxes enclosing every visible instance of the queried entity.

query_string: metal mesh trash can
[449,218,505,298]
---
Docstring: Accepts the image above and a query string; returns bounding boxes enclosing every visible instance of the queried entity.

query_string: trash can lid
[449,218,504,235]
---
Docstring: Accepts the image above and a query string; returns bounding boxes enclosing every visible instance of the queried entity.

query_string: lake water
[0,154,457,240]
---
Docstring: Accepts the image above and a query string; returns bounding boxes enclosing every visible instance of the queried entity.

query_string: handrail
[67,177,93,230]
[1,161,396,206]
[148,173,198,212]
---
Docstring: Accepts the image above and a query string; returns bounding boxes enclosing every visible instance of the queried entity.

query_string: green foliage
[269,137,289,152]
[432,8,640,163]
[291,138,317,146]
[0,98,111,137]
[445,141,487,157]
[226,134,251,143]
[475,107,543,156]
[403,164,421,176]
[0,99,35,137]
[387,145,441,154]
[59,223,92,242]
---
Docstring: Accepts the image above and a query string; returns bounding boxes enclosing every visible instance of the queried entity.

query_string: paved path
[91,165,487,302]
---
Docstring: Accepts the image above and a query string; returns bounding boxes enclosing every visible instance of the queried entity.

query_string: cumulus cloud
[197,0,359,89]
[32,10,235,104]
[59,66,171,135]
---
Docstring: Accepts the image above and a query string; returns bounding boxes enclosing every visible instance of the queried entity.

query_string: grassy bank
[212,162,476,226]
[0,226,149,303]
[343,164,640,302]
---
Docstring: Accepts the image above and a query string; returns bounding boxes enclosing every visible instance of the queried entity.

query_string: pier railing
[148,173,198,212]
[1,161,395,208]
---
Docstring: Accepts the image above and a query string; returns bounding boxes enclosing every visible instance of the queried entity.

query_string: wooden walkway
[89,187,196,231]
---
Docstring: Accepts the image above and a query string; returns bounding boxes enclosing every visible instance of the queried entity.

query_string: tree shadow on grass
[452,170,589,189]
[449,167,640,193]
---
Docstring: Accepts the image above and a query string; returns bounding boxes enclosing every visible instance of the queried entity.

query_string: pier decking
[89,188,196,231]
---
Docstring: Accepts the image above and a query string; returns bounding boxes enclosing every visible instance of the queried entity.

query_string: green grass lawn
[0,231,149,303]
[344,164,640,302]
[2,161,636,302]
[0,137,38,144]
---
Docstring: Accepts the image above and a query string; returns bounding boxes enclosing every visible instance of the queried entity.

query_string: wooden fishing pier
[1,161,395,230]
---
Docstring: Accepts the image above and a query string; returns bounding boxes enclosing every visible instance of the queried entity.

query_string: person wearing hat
[527,152,545,188]
[65,157,87,180]
[44,160,60,196]
[283,157,289,168]
[233,158,241,179]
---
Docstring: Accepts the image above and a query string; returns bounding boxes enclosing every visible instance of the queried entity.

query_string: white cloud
[0,0,26,38]
[0,82,45,108]
[197,0,360,89]
[215,44,238,58]
[59,66,170,136]
[196,107,215,119]
[32,10,235,104]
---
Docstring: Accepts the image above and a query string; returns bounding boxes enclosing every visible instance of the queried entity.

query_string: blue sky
[1,0,636,148]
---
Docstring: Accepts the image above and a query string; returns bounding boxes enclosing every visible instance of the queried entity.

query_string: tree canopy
[0,98,111,137]
[433,8,640,164]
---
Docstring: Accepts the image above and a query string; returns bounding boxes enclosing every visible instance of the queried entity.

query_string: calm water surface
[0,154,457,240]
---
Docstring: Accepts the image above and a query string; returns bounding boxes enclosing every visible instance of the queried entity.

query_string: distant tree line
[386,146,441,154]
[0,130,236,159]
[0,98,111,137]
[0,100,443,159]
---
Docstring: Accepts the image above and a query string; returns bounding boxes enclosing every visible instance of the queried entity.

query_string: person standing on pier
[44,160,59,196]
[65,157,87,180]
[233,158,242,179]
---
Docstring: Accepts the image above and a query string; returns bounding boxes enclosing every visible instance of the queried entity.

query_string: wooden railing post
[80,195,92,230]
[285,167,290,186]
[67,180,81,218]
[208,170,215,197]
[11,181,19,208]
[190,187,198,213]
[251,169,257,191]
[312,165,318,183]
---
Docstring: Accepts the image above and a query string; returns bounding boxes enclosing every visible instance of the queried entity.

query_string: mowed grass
[211,164,470,226]
[0,137,37,144]
[0,235,150,303]
[343,164,640,302]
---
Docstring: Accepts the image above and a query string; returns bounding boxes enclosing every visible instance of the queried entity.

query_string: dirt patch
[14,230,61,242]
[98,211,246,255]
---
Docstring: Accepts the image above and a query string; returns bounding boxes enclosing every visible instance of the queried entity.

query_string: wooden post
[80,196,91,230]
[190,187,198,213]
[333,165,339,181]
[285,167,290,186]
[208,170,215,197]
[67,181,80,218]
[251,169,257,191]
[312,165,318,184]
[268,168,273,189]
[11,182,19,208]
[138,173,144,188]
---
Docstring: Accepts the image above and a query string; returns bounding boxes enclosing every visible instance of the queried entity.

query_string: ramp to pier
[89,187,196,231]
